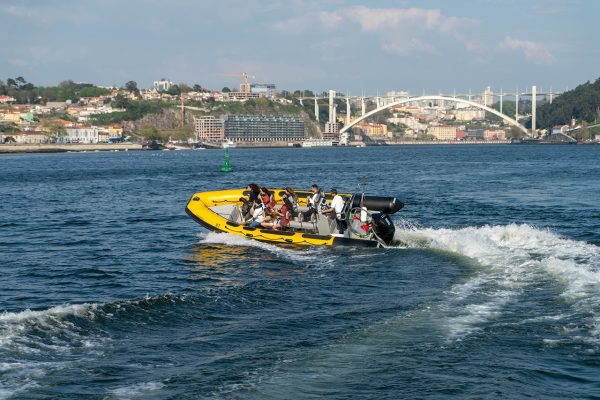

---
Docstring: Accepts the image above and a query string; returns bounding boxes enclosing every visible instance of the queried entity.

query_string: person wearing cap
[321,188,346,234]
[303,183,323,222]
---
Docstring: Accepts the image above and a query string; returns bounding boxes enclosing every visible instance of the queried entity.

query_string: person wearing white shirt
[245,201,265,228]
[321,188,347,234]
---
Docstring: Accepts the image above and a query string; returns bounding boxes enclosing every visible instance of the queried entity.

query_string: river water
[1,145,599,399]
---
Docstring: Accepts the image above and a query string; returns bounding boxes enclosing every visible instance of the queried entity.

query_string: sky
[1,0,598,95]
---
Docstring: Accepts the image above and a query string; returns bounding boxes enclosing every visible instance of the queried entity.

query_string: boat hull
[185,189,379,247]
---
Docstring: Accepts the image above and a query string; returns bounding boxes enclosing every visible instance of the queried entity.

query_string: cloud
[285,6,481,57]
[6,45,89,68]
[271,15,311,33]
[333,6,479,35]
[3,4,51,22]
[499,36,555,64]
[383,39,440,56]
[2,3,83,24]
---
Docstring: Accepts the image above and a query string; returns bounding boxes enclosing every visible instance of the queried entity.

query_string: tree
[59,80,76,89]
[7,78,17,88]
[125,80,139,96]
[172,125,195,141]
[112,94,130,109]
[192,84,203,92]
[40,120,66,142]
[507,126,526,140]
[222,87,231,93]
[3,136,16,144]
[178,83,191,93]
[575,121,589,142]
[140,125,167,141]
[167,84,181,96]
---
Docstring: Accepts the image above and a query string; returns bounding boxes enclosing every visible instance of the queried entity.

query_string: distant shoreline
[0,143,143,154]
[1,140,591,154]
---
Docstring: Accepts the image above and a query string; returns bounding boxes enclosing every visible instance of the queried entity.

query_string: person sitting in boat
[277,195,294,229]
[260,187,277,209]
[244,200,265,228]
[303,184,324,222]
[320,188,347,234]
[239,197,252,222]
[261,208,281,230]
[282,187,299,218]
[246,183,261,205]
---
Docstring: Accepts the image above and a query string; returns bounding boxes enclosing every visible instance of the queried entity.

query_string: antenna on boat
[358,176,367,196]
[358,176,368,223]
[221,147,233,173]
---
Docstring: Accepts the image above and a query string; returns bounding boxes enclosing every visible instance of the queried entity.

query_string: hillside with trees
[535,77,600,129]
[0,77,112,103]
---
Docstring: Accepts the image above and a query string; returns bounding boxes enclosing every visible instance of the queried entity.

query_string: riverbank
[0,143,143,153]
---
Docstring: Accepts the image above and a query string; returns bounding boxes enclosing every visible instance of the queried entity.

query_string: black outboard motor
[350,195,404,214]
[371,213,395,245]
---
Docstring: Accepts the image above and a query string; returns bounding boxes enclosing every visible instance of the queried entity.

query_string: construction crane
[220,72,256,93]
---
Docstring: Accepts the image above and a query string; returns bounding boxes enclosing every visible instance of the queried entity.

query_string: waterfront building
[323,122,340,140]
[0,131,47,144]
[467,129,484,140]
[194,116,225,143]
[98,126,123,142]
[357,122,389,137]
[428,125,457,140]
[62,126,99,144]
[483,129,506,140]
[223,114,305,143]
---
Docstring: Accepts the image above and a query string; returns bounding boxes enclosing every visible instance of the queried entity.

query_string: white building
[0,131,47,144]
[62,126,100,144]
[387,116,428,132]
[153,79,174,92]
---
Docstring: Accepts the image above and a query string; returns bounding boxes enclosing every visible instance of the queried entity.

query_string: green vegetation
[91,100,170,124]
[0,123,20,133]
[139,124,195,143]
[190,97,304,117]
[0,77,112,103]
[535,77,600,128]
[40,119,66,141]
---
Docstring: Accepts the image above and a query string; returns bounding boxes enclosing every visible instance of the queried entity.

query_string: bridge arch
[340,95,529,136]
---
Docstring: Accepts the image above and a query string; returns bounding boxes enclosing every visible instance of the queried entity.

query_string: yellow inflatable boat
[185,188,403,247]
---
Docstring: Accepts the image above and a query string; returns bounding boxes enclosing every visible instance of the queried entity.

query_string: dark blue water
[1,145,599,399]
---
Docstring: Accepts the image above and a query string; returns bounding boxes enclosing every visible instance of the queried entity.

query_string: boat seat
[287,220,316,232]
[230,206,242,224]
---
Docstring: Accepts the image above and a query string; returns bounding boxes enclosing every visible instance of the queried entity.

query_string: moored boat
[185,188,403,247]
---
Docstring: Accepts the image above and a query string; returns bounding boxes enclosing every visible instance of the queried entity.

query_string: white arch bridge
[339,95,529,136]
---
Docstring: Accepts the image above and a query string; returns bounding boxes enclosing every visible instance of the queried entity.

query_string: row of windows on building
[194,115,306,143]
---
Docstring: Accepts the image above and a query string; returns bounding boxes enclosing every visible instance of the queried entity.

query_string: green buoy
[221,147,233,172]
